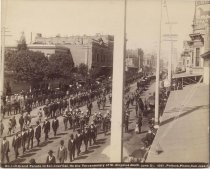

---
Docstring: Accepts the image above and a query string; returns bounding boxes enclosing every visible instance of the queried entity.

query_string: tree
[78,63,88,77]
[47,53,74,79]
[12,50,49,84]
[5,50,16,71]
[5,81,12,96]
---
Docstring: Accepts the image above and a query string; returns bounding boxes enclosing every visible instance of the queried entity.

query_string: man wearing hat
[124,111,129,133]
[19,114,24,132]
[63,108,68,131]
[12,133,21,159]
[68,134,75,162]
[21,128,28,153]
[75,129,82,156]
[35,121,41,146]
[1,137,10,163]
[57,140,67,163]
[52,116,59,136]
[79,112,85,131]
[83,127,90,152]
[89,123,96,146]
[27,125,34,149]
[46,150,56,164]
[42,118,50,141]
[29,158,36,164]
[141,130,155,149]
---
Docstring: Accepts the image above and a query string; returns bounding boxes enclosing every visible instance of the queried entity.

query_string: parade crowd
[1,72,169,164]
[1,81,112,164]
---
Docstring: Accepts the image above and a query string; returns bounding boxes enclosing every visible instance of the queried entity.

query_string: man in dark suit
[89,123,96,146]
[83,127,90,152]
[1,137,10,163]
[137,116,143,134]
[21,128,28,153]
[46,150,56,164]
[12,133,21,159]
[27,126,34,149]
[35,121,41,146]
[68,134,75,162]
[19,115,24,131]
[42,118,50,141]
[52,116,59,136]
[75,129,82,156]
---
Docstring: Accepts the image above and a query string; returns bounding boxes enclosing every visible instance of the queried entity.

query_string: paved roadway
[123,81,155,161]
[2,96,111,164]
[2,80,155,164]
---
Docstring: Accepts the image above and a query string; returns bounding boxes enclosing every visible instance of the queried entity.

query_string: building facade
[33,33,114,76]
[125,48,144,72]
[189,1,210,74]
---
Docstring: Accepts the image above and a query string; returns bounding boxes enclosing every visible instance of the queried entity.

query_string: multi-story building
[33,33,114,76]
[188,1,210,74]
[125,48,144,72]
[143,53,157,73]
[180,41,194,71]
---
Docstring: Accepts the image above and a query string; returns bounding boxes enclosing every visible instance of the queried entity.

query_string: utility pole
[154,0,163,127]
[164,0,177,84]
[110,0,127,162]
[163,33,177,84]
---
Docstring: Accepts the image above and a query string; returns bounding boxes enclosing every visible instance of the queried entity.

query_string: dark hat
[48,150,53,154]
[29,158,36,164]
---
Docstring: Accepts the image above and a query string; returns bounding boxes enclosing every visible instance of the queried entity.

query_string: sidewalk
[146,83,209,163]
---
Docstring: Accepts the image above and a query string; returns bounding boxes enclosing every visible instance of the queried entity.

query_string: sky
[3,0,195,57]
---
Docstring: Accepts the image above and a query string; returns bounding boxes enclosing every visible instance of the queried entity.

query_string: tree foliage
[78,63,88,77]
[9,50,49,83]
[5,81,12,96]
[47,53,74,79]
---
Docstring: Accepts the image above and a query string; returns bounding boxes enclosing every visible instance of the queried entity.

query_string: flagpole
[154,0,163,127]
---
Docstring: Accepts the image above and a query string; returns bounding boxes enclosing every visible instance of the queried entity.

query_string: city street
[2,79,155,164]
[3,96,112,163]
[123,81,155,161]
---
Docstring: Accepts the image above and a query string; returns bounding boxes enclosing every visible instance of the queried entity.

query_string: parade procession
[1,80,113,163]
[1,0,209,167]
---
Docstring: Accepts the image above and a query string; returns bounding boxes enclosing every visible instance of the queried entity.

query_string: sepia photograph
[0,0,209,168]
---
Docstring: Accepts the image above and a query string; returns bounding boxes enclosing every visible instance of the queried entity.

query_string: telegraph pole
[110,0,127,162]
[164,0,177,84]
[154,0,163,127]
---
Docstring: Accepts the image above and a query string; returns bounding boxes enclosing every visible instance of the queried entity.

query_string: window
[195,48,200,67]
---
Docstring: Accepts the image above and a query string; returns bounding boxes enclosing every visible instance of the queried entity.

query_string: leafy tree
[5,50,17,71]
[12,50,49,84]
[78,63,88,77]
[47,53,74,79]
[5,81,12,96]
